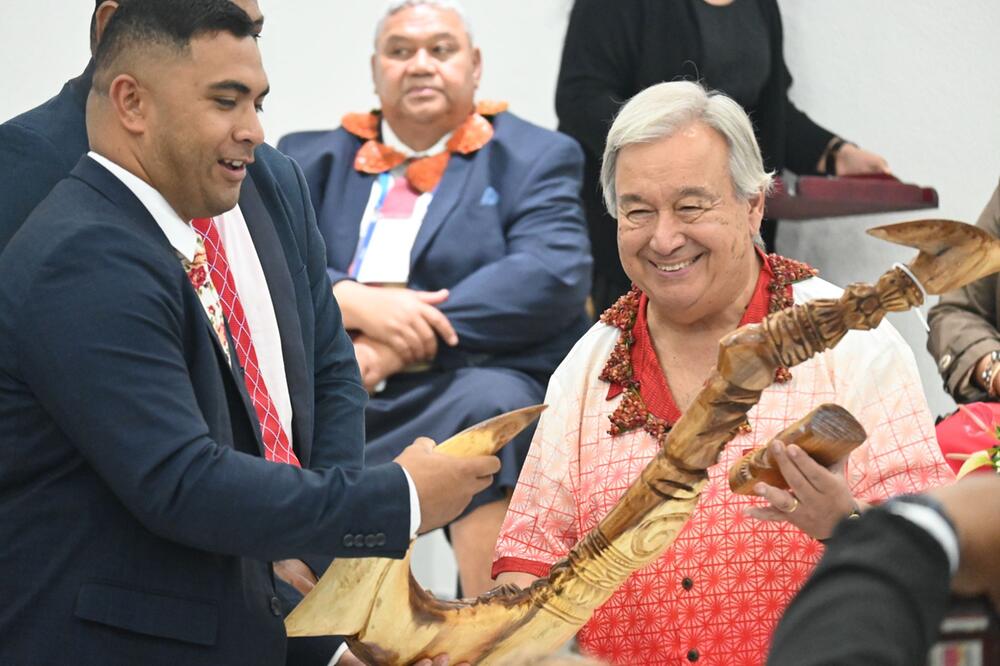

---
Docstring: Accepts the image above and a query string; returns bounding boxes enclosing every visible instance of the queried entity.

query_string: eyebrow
[618,194,650,207]
[208,81,270,98]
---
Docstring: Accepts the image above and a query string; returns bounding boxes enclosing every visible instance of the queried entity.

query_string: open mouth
[219,159,248,173]
[651,253,703,273]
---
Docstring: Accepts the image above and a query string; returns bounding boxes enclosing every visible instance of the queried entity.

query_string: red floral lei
[598,253,816,441]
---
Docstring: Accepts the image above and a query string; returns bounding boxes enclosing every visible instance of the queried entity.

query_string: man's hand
[353,335,407,392]
[334,282,458,363]
[395,438,501,533]
[834,143,892,176]
[273,559,318,597]
[744,440,859,540]
[930,475,1000,609]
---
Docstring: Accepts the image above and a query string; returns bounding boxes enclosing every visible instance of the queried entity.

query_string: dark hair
[93,0,256,90]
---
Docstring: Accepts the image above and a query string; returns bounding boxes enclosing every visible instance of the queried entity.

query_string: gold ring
[786,498,799,514]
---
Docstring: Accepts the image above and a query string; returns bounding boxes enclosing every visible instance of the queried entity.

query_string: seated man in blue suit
[278,0,592,597]
[0,1,499,664]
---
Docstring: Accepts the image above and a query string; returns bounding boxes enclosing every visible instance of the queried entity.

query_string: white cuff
[328,643,349,664]
[401,466,421,538]
[885,500,960,575]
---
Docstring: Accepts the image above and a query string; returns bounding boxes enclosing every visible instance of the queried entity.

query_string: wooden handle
[728,403,866,494]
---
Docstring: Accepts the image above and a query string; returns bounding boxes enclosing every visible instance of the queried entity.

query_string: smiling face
[372,4,480,140]
[615,121,765,327]
[138,31,268,220]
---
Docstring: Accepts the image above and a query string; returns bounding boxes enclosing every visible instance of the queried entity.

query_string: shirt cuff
[885,500,960,575]
[328,643,349,664]
[401,466,421,538]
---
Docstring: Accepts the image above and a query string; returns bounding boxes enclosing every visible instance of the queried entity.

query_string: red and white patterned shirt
[493,271,954,666]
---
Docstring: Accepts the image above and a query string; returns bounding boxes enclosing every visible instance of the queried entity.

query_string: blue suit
[0,68,408,665]
[278,111,592,509]
[0,64,91,252]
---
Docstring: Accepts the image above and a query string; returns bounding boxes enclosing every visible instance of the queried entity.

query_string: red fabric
[191,217,301,467]
[380,177,421,218]
[607,253,776,424]
[935,402,1000,475]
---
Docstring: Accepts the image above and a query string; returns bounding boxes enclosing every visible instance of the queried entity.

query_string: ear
[471,47,482,89]
[107,74,148,136]
[746,189,766,236]
[370,53,380,97]
[93,1,120,47]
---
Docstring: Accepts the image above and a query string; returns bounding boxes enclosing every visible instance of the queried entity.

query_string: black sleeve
[767,510,952,665]
[555,0,642,159]
[767,2,836,175]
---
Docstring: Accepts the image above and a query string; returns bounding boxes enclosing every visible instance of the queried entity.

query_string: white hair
[600,80,774,218]
[374,0,474,46]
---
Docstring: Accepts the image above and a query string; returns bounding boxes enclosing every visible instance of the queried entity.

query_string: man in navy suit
[0,1,498,664]
[279,0,592,598]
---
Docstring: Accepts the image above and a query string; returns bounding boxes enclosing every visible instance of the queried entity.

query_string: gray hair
[600,80,774,218]
[374,0,474,46]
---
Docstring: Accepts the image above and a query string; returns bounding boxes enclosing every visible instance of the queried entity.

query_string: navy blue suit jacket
[278,112,593,380]
[0,99,410,665]
[0,64,92,252]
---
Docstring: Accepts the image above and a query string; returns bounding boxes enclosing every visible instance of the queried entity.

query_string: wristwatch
[980,349,1000,389]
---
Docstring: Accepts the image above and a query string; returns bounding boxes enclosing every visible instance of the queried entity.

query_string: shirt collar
[380,119,452,159]
[88,151,202,262]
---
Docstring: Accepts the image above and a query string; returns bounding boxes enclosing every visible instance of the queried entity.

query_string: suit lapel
[409,153,475,271]
[72,157,259,441]
[239,173,311,461]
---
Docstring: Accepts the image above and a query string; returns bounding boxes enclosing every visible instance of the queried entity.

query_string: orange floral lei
[599,253,817,442]
[341,100,508,193]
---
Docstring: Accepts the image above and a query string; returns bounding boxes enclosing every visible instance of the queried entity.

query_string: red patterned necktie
[190,217,301,467]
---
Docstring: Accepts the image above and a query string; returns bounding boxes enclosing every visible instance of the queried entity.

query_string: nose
[235,105,265,149]
[647,213,687,256]
[407,47,434,74]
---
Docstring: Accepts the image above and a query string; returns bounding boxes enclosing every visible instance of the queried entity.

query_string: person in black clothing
[768,474,1000,665]
[556,0,891,313]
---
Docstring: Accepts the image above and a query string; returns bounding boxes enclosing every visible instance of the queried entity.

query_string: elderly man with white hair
[279,0,592,599]
[492,80,952,665]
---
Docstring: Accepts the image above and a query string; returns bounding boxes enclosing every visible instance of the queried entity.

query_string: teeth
[223,160,245,168]
[654,257,696,272]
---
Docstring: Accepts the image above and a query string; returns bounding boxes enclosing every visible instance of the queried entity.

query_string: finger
[769,440,822,498]
[414,436,437,451]
[744,506,796,523]
[468,455,502,477]
[785,444,843,494]
[399,328,427,363]
[411,316,439,360]
[753,481,797,513]
[423,306,458,347]
[387,334,416,363]
[414,289,450,305]
[432,655,450,666]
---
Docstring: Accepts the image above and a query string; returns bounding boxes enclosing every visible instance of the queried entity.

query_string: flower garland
[342,100,508,193]
[599,254,816,442]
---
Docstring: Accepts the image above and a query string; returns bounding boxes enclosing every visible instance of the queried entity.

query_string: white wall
[2,1,998,594]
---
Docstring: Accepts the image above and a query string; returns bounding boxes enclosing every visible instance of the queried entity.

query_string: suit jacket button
[376,533,386,547]
[343,534,354,548]
[365,534,377,548]
[353,535,365,548]
[270,596,282,617]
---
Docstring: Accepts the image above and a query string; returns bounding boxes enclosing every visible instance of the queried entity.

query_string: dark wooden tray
[766,174,939,220]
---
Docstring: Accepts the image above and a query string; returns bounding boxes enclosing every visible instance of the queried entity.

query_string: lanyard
[348,172,392,279]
